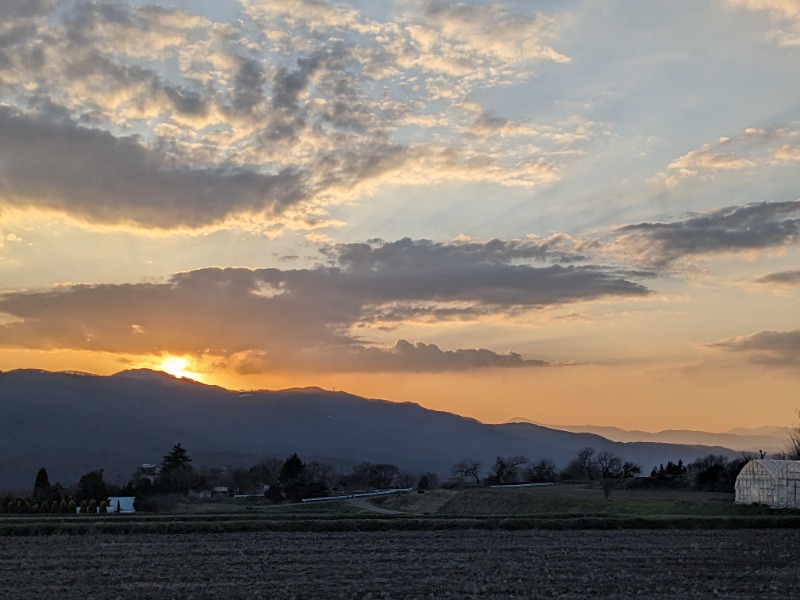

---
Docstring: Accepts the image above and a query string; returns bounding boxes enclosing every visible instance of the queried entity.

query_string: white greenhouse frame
[734,459,800,508]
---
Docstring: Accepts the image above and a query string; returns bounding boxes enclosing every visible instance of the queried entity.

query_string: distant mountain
[0,369,741,493]
[508,418,791,455]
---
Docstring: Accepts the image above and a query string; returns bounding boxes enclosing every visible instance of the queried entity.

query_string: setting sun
[159,356,203,382]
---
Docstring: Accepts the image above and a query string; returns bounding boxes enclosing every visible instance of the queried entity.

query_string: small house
[734,459,800,508]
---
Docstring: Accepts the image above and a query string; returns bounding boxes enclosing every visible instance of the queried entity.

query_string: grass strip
[2,514,800,535]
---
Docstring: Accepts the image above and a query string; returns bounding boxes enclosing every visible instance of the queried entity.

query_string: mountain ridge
[0,369,743,492]
[507,418,790,453]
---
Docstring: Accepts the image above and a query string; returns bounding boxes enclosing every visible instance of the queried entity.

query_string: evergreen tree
[32,468,53,504]
[278,453,305,485]
[161,443,192,471]
[278,453,308,502]
[159,443,194,493]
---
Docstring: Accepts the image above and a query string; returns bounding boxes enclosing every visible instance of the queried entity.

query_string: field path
[346,497,401,514]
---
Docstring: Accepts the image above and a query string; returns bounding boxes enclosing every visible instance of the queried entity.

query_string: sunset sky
[1,0,799,431]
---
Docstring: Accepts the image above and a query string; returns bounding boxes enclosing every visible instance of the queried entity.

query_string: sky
[0,0,799,432]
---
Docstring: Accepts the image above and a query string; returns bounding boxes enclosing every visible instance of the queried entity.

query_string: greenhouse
[734,459,800,508]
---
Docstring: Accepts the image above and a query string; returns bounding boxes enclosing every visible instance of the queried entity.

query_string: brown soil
[2,529,798,599]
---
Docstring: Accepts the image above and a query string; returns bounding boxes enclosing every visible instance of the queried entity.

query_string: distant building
[134,463,160,483]
[735,459,800,508]
[105,496,136,513]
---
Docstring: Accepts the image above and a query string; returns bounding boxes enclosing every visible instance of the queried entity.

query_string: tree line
[450,448,642,497]
[449,447,752,495]
[0,467,118,515]
[1,443,440,513]
[1,438,770,514]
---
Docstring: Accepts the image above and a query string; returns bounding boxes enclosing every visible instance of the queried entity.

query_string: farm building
[734,459,800,508]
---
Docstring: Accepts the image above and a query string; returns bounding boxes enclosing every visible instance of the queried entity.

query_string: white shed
[105,496,136,513]
[734,459,800,508]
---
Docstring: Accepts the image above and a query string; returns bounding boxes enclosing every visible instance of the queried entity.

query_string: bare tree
[395,470,417,489]
[561,447,598,481]
[622,461,641,478]
[596,451,623,479]
[526,459,557,483]
[787,410,800,460]
[489,455,528,484]
[452,459,481,485]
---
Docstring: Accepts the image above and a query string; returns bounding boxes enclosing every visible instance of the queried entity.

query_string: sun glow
[159,356,204,382]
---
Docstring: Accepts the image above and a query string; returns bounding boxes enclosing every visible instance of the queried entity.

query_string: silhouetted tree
[452,459,481,485]
[162,443,192,470]
[689,454,747,492]
[596,451,623,479]
[279,453,308,502]
[367,464,401,489]
[622,461,641,479]
[526,459,558,483]
[159,443,194,493]
[279,453,305,485]
[787,410,800,460]
[396,470,416,489]
[562,447,598,480]
[265,483,284,503]
[488,455,528,484]
[32,468,53,504]
[417,472,439,490]
[340,462,403,490]
[75,470,108,504]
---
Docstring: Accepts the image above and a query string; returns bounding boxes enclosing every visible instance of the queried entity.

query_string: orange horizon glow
[156,356,206,383]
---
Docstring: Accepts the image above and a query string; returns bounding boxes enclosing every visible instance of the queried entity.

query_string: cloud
[416,0,570,72]
[0,238,649,372]
[0,0,584,233]
[660,125,800,189]
[0,107,308,230]
[753,269,800,285]
[726,0,800,46]
[232,339,547,374]
[774,144,800,162]
[709,329,800,367]
[615,200,800,268]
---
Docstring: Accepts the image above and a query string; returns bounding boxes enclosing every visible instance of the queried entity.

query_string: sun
[159,356,204,382]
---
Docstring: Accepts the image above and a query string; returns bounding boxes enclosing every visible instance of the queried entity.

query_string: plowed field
[2,529,798,599]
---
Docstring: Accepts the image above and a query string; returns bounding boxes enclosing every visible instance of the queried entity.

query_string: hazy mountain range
[508,419,791,455]
[0,369,748,493]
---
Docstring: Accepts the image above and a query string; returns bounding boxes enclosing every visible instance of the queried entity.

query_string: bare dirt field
[2,528,799,599]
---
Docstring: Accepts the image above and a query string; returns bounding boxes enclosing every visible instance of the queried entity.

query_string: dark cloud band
[0,238,649,372]
[617,201,800,268]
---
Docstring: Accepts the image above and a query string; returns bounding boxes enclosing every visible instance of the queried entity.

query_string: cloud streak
[615,200,800,268]
[660,124,800,190]
[753,270,800,285]
[710,329,800,367]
